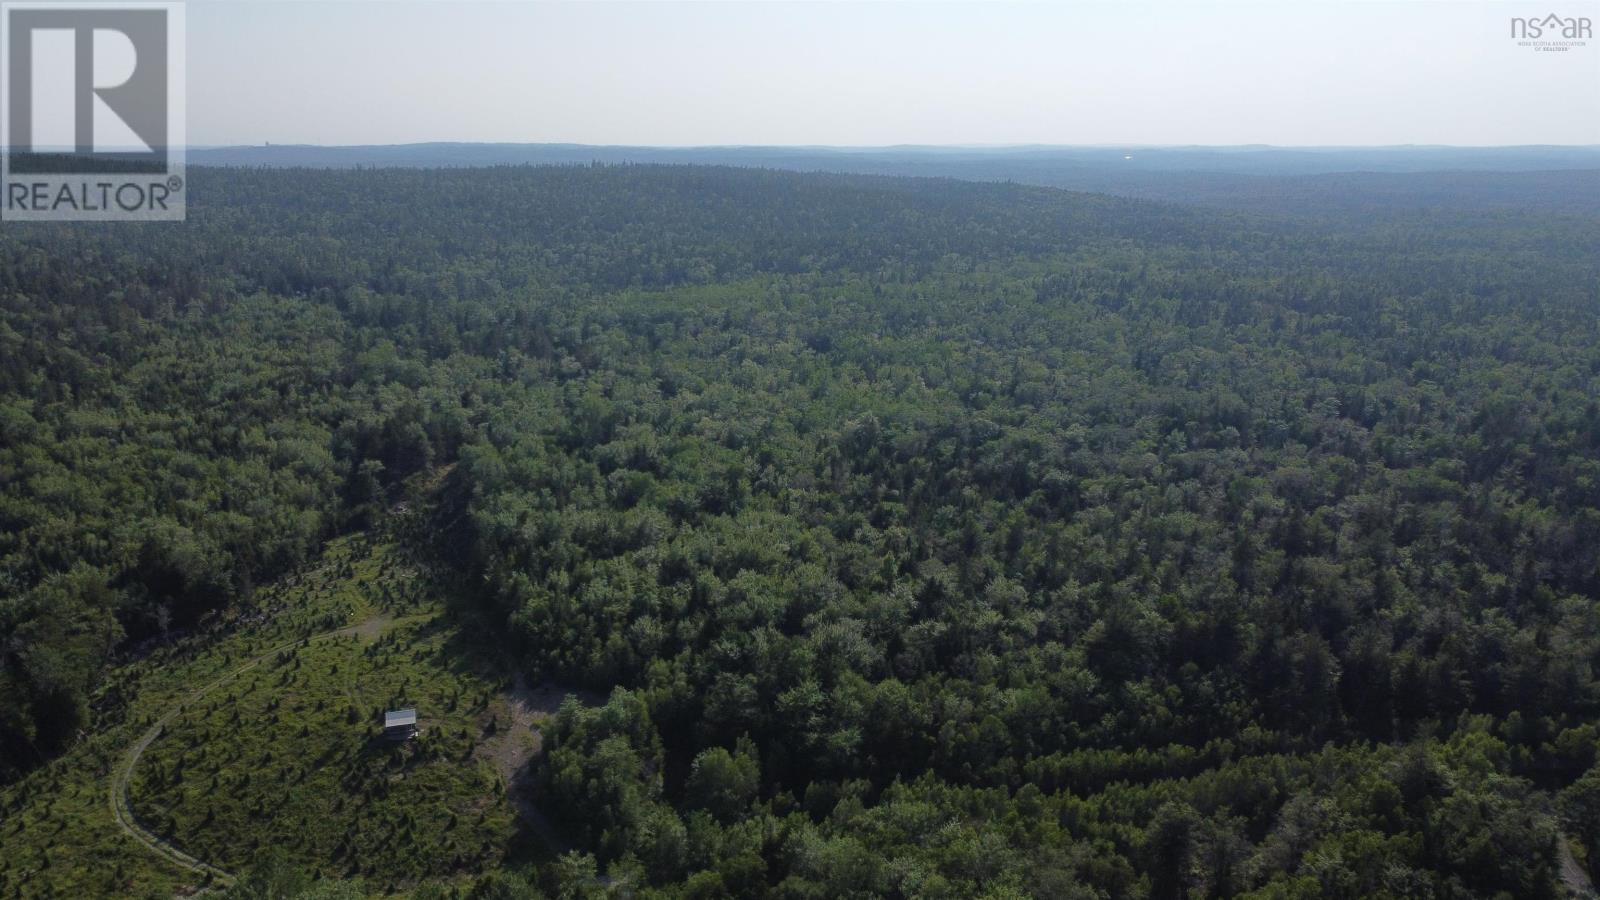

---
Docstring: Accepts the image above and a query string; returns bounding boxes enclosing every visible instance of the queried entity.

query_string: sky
[185,0,1600,147]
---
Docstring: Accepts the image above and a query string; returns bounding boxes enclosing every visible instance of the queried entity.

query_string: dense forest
[3,163,1600,897]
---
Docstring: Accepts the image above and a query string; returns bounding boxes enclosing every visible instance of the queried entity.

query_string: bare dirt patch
[1560,838,1597,899]
[350,613,393,641]
[477,675,600,854]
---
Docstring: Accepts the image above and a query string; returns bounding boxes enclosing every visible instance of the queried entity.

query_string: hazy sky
[187,0,1600,147]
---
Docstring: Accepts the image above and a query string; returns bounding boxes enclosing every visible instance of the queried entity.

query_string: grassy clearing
[127,619,517,888]
[0,534,538,898]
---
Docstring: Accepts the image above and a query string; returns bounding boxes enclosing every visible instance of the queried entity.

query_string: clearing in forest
[0,535,564,897]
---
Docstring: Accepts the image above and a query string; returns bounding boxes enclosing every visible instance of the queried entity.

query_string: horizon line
[183,141,1600,152]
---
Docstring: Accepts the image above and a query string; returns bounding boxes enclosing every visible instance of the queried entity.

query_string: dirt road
[109,616,394,886]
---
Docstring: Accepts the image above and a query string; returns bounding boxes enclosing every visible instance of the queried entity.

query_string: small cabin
[383,708,418,741]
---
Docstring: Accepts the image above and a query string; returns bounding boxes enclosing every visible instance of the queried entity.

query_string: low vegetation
[0,534,542,897]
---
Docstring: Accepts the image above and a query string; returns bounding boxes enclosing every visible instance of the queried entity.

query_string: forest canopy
[3,163,1600,897]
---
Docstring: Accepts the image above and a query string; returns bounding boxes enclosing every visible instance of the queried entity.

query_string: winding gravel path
[109,617,392,886]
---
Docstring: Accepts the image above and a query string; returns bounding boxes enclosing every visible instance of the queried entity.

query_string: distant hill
[188,142,1600,216]
[189,142,1600,174]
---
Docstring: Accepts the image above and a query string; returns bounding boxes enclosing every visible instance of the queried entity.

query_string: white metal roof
[384,708,417,727]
